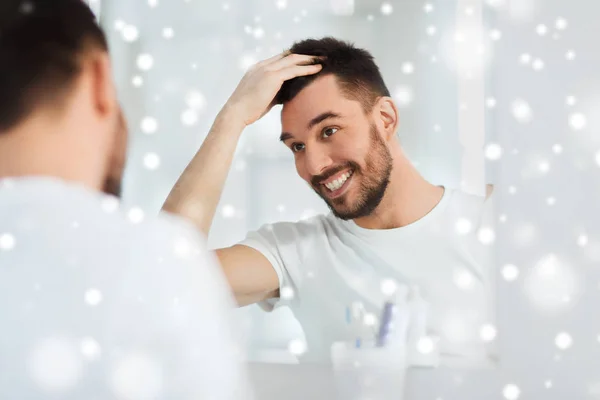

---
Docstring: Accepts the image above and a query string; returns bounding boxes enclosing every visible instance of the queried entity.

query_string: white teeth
[325,171,353,191]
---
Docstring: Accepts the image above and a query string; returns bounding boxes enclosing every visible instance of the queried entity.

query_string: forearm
[162,107,245,235]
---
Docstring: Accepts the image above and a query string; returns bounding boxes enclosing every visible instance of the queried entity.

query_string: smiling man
[164,37,495,363]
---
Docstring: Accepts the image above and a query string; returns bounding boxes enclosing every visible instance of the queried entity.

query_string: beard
[102,110,127,198]
[102,175,122,198]
[312,123,393,220]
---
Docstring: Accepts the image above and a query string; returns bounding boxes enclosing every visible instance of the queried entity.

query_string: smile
[320,169,354,198]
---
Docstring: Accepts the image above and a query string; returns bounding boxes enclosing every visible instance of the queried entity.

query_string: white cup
[331,341,407,400]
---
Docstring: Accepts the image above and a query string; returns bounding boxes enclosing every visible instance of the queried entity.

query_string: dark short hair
[275,37,390,112]
[0,0,108,132]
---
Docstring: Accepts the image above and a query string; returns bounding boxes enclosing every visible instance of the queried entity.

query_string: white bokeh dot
[555,332,573,350]
[520,53,532,64]
[132,75,143,87]
[137,54,154,71]
[569,113,587,130]
[380,279,397,296]
[288,339,307,355]
[280,286,295,300]
[81,337,101,360]
[577,234,588,247]
[222,204,236,218]
[511,99,533,123]
[424,3,434,13]
[546,197,556,206]
[525,254,578,312]
[535,24,548,36]
[85,288,103,306]
[143,153,161,170]
[380,2,393,15]
[239,54,257,71]
[29,337,83,392]
[455,218,472,235]
[596,151,600,167]
[486,97,497,108]
[502,264,520,281]
[503,384,520,400]
[275,0,287,10]
[173,236,198,259]
[141,117,158,134]
[545,379,553,388]
[20,1,35,14]
[110,353,164,400]
[566,96,577,106]
[253,27,265,39]
[181,109,199,126]
[480,324,497,342]
[478,227,496,244]
[566,50,576,60]
[186,91,207,110]
[122,25,139,42]
[490,29,502,41]
[454,269,474,289]
[128,207,145,224]
[426,26,437,36]
[0,233,16,251]
[402,62,415,74]
[485,143,503,160]
[101,196,120,214]
[555,18,568,30]
[363,312,378,326]
[393,85,413,107]
[162,27,174,39]
[532,58,544,71]
[114,20,125,31]
[552,144,563,154]
[417,336,435,354]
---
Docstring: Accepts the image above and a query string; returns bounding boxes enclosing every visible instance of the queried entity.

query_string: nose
[303,148,333,179]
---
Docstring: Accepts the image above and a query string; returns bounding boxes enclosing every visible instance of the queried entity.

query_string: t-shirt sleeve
[237,222,302,312]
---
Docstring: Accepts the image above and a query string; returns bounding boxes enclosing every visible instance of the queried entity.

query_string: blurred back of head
[0,0,127,197]
[0,0,108,132]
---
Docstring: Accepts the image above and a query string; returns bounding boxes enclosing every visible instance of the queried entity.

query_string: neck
[353,151,445,230]
[0,116,104,191]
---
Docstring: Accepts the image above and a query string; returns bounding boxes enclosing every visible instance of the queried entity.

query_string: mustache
[311,162,358,187]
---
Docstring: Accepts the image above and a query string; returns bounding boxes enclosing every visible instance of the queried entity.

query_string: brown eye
[323,127,338,138]
[292,143,305,153]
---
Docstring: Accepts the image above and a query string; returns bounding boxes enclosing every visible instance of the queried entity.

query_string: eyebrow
[279,111,342,142]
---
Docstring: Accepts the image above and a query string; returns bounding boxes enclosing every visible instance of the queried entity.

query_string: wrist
[218,102,249,131]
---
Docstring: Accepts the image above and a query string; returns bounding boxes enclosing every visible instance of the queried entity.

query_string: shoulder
[446,186,492,207]
[443,186,494,228]
[243,213,332,250]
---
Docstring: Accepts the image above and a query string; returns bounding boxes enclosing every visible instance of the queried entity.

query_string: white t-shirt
[239,187,496,365]
[0,177,253,399]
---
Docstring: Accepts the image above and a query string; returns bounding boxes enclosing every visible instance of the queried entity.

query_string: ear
[374,97,399,141]
[485,184,494,200]
[87,51,118,120]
